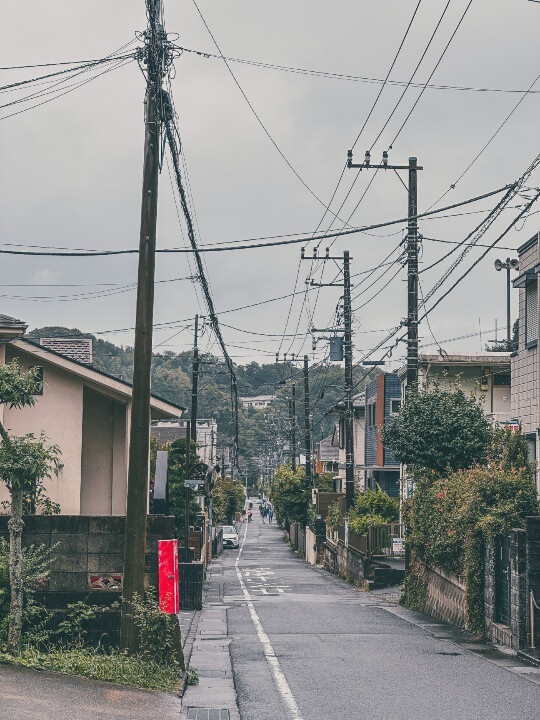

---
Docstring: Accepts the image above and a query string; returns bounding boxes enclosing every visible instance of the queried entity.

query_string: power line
[387,0,473,149]
[163,92,240,465]
[173,42,540,95]
[368,0,452,151]
[0,182,513,257]
[190,0,352,226]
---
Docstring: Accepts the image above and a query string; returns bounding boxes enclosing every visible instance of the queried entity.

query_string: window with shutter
[526,280,538,345]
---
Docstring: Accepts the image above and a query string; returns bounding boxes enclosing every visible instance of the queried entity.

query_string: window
[493,374,511,387]
[368,402,377,426]
[526,279,538,346]
[390,399,401,415]
[30,366,43,395]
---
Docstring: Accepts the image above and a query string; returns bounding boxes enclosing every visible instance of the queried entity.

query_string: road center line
[235,520,304,720]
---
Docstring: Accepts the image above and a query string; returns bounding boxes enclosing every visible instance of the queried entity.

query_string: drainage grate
[187,709,230,720]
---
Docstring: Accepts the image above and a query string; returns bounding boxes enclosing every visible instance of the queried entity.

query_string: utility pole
[184,420,191,563]
[304,248,354,506]
[289,384,296,471]
[407,157,419,388]
[190,315,199,443]
[346,151,422,388]
[343,251,355,510]
[121,0,166,653]
[303,355,312,488]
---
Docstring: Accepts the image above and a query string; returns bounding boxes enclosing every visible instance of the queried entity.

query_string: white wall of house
[0,341,177,516]
[2,345,84,514]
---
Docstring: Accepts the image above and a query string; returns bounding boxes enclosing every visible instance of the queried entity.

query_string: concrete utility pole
[304,248,354,506]
[303,355,312,487]
[406,157,419,388]
[289,384,296,471]
[346,151,422,389]
[184,420,191,563]
[190,315,199,443]
[121,0,166,653]
[343,251,355,510]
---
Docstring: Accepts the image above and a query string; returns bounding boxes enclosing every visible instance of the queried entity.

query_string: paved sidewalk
[180,558,240,720]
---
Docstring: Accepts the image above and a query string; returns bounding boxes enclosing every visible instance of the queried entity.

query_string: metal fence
[367,523,405,558]
[332,522,404,558]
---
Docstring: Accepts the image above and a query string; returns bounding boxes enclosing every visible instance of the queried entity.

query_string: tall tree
[0,361,60,650]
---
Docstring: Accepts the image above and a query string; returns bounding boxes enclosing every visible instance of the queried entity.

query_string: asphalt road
[223,504,540,720]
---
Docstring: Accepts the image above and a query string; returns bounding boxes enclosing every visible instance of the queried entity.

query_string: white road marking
[235,521,304,720]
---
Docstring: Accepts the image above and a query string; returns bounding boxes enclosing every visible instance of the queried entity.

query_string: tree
[383,383,493,474]
[212,478,245,524]
[270,465,310,526]
[0,361,60,650]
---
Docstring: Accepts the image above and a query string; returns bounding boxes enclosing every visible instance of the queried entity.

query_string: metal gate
[495,535,511,625]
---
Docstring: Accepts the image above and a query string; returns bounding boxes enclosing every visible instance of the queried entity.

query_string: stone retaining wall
[417,561,466,629]
[324,540,365,584]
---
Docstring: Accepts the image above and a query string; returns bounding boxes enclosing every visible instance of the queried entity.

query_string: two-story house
[364,374,402,497]
[511,230,540,492]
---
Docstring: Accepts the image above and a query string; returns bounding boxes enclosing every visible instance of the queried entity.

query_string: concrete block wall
[0,514,174,607]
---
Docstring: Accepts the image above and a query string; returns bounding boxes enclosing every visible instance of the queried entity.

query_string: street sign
[392,537,405,557]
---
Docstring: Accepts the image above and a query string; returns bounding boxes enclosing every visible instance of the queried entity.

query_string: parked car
[221,525,239,549]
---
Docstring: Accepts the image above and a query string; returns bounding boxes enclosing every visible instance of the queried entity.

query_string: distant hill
[27,326,378,478]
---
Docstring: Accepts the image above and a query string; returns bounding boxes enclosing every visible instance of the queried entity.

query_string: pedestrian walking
[268,507,274,523]
[247,509,252,522]
[241,507,246,523]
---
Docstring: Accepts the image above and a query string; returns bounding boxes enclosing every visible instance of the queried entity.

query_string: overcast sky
[1,0,539,372]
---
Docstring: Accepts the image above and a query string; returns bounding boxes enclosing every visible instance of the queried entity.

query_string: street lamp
[494,258,519,344]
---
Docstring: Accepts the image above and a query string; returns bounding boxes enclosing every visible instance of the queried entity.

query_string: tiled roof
[39,338,93,365]
[0,313,25,326]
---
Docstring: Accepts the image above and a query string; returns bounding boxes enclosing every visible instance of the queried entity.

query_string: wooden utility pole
[120,0,165,652]
[303,355,312,487]
[343,251,355,510]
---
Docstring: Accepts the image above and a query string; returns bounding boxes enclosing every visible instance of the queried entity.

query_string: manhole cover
[187,709,230,719]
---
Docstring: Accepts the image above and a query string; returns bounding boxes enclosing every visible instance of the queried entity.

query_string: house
[364,375,401,497]
[512,230,540,492]
[0,315,184,515]
[314,434,339,475]
[399,352,512,426]
[151,418,217,466]
[240,395,275,409]
[331,392,366,493]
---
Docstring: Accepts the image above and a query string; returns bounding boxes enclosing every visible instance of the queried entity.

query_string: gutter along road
[219,506,540,720]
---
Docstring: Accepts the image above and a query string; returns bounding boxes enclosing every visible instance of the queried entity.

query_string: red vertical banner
[158,539,179,614]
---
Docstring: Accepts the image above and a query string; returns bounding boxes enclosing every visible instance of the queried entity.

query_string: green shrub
[405,464,539,631]
[352,488,399,523]
[348,513,388,535]
[326,501,341,531]
[128,588,182,666]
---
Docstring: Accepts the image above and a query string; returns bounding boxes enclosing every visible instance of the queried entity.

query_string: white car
[221,525,239,549]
